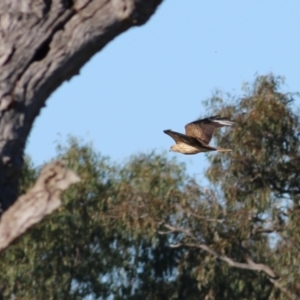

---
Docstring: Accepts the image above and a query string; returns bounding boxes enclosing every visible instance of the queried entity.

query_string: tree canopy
[1,75,300,299]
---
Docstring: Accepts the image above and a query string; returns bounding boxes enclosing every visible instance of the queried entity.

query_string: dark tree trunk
[0,0,162,211]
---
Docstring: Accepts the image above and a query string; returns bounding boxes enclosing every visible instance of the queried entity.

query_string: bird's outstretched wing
[185,115,234,144]
[163,130,199,145]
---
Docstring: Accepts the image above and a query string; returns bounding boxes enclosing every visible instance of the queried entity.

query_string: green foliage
[1,74,300,299]
[0,139,194,299]
[204,74,300,298]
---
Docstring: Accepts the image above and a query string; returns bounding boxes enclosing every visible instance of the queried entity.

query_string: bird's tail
[216,148,232,152]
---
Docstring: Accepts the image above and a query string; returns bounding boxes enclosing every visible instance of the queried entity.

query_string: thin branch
[251,226,283,235]
[160,223,297,300]
[0,161,80,252]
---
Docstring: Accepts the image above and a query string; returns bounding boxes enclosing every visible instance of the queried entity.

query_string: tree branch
[160,223,297,300]
[0,0,162,209]
[0,161,80,252]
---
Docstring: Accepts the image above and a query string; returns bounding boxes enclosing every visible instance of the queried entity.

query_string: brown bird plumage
[164,115,234,154]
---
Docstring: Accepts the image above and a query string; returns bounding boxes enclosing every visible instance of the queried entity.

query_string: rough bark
[0,0,162,210]
[0,161,80,252]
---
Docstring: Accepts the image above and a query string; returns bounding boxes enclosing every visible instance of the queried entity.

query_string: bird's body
[169,143,211,154]
[164,115,234,155]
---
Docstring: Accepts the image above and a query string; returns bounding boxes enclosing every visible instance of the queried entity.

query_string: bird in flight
[164,115,234,155]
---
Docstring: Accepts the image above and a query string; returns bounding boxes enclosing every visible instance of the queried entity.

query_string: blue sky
[26,0,300,182]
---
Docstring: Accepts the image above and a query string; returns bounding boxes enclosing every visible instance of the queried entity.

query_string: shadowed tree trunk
[0,0,162,211]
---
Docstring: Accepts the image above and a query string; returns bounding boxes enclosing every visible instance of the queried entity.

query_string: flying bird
[164,115,234,154]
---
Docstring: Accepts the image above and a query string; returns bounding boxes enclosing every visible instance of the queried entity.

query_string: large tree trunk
[0,0,162,211]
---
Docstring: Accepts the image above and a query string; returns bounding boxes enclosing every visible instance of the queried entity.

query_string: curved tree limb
[0,0,162,210]
[0,161,80,252]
